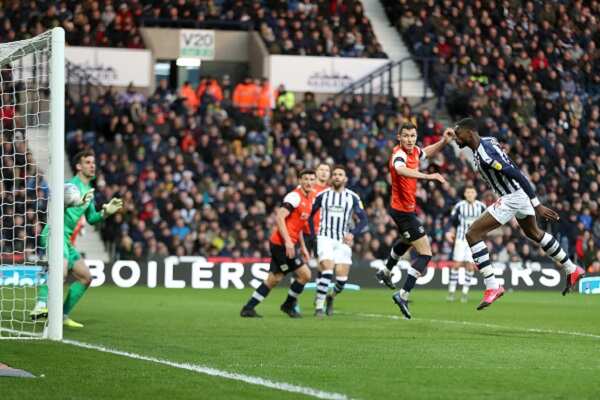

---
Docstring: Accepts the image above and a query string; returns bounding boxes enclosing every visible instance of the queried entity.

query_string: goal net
[0,29,64,339]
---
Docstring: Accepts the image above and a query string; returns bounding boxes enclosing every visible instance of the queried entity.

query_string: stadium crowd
[381,0,600,107]
[144,0,386,57]
[64,66,600,273]
[0,0,597,273]
[379,0,600,270]
[0,0,386,58]
[0,0,145,48]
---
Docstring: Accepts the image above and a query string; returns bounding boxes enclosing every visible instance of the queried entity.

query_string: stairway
[361,0,433,98]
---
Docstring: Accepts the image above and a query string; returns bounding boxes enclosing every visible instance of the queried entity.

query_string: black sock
[331,277,348,297]
[413,254,432,274]
[283,281,305,306]
[244,283,271,309]
[386,241,411,270]
[402,255,431,293]
[402,274,418,292]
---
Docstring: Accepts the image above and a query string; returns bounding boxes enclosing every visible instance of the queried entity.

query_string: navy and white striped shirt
[474,137,537,202]
[450,200,487,241]
[309,188,368,241]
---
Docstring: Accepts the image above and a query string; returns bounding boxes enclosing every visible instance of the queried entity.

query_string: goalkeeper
[31,150,123,328]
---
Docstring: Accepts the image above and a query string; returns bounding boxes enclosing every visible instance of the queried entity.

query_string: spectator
[233,77,259,113]
[179,81,199,111]
[257,78,274,117]
[275,84,295,110]
[50,62,598,266]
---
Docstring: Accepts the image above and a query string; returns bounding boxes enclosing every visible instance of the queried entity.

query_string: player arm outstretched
[394,163,446,184]
[393,144,446,183]
[422,128,455,158]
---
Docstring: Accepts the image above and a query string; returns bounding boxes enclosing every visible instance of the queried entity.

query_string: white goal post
[0,28,64,340]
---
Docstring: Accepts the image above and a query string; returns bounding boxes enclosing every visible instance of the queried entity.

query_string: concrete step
[362,0,421,79]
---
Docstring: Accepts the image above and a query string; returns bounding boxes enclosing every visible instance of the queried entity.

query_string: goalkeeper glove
[74,189,94,207]
[101,197,123,218]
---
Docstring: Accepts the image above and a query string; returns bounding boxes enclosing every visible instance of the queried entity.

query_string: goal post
[48,27,65,341]
[0,28,64,340]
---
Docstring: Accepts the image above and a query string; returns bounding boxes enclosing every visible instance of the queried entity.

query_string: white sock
[399,289,409,301]
[539,232,577,273]
[563,259,577,274]
[448,269,458,293]
[462,271,474,294]
[480,266,499,290]
[315,271,332,310]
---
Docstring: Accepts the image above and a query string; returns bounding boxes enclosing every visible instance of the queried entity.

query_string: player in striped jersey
[240,169,316,318]
[309,162,331,309]
[308,166,368,317]
[446,186,486,302]
[454,118,585,310]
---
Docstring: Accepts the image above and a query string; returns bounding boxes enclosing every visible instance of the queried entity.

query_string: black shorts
[269,243,303,275]
[389,209,426,242]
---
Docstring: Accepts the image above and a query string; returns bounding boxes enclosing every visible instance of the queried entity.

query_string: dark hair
[398,122,417,135]
[456,117,477,133]
[316,162,331,171]
[298,169,315,178]
[332,164,347,175]
[73,149,95,166]
[464,185,476,191]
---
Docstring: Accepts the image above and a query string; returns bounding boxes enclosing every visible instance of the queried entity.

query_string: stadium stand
[376,0,600,270]
[65,70,599,273]
[0,0,145,48]
[1,1,597,272]
[143,0,387,57]
[0,0,386,57]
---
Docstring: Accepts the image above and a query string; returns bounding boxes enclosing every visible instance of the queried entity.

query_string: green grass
[1,287,599,399]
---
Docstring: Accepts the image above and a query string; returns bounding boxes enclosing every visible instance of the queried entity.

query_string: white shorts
[487,189,535,225]
[317,236,352,265]
[452,239,474,263]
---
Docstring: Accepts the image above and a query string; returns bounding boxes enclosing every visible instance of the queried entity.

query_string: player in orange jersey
[376,122,454,319]
[313,162,331,194]
[241,169,316,318]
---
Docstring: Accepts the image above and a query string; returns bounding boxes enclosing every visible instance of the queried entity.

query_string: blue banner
[0,266,46,286]
[579,277,600,294]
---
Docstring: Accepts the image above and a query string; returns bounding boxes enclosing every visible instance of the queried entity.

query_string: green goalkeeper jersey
[42,175,104,240]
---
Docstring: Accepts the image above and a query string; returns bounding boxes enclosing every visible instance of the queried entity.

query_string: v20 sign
[179,29,215,60]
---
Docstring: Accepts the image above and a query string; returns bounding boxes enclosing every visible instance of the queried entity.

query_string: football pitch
[1,287,599,399]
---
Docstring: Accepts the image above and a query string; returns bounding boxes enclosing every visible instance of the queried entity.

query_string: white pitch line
[349,312,600,340]
[0,327,43,339]
[62,339,353,400]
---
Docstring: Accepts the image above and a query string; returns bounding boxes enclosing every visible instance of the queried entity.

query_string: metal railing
[334,57,436,107]
[65,61,103,101]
